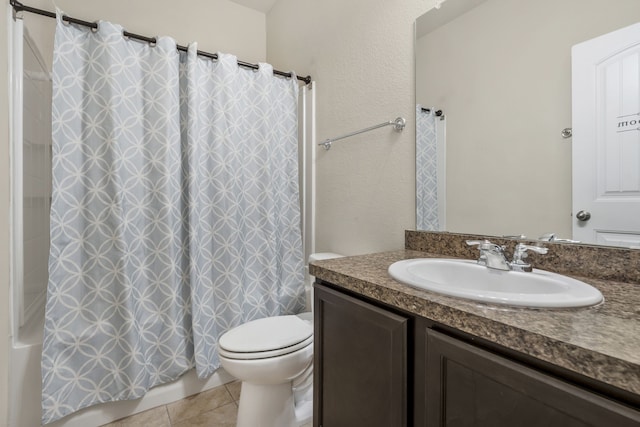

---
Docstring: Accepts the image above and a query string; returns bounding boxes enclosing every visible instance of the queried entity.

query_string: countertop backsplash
[405,230,640,284]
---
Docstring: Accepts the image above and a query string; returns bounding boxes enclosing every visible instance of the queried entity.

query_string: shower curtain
[416,104,439,231]
[42,15,305,424]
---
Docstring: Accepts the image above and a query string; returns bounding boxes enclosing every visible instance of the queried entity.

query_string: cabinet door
[425,329,640,427]
[314,284,408,427]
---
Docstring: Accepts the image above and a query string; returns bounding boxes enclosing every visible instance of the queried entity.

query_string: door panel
[314,284,408,427]
[572,23,640,246]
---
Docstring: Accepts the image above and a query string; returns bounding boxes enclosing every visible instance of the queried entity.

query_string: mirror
[415,0,640,246]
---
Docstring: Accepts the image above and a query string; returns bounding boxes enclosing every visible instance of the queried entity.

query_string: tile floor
[100,381,313,427]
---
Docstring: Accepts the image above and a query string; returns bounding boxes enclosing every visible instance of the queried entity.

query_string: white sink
[388,258,603,308]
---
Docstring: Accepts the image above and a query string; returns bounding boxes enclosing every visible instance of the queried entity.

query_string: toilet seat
[219,335,313,360]
[219,315,313,360]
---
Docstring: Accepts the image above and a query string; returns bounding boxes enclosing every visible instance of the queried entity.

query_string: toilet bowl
[218,253,344,427]
[218,314,314,427]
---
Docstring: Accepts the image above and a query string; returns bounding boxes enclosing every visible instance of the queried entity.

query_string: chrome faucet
[466,240,510,270]
[466,240,548,272]
[510,243,549,272]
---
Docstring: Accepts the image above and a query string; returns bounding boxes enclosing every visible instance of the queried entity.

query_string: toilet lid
[219,315,313,354]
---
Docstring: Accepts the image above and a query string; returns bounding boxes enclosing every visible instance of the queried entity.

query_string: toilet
[218,253,343,427]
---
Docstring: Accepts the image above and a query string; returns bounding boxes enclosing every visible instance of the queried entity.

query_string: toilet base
[237,381,303,427]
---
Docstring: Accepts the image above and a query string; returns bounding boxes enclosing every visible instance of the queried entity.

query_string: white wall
[267,0,437,255]
[1,2,266,425]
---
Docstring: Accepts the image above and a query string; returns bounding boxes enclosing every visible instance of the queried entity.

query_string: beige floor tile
[171,402,238,427]
[99,421,121,427]
[115,406,171,427]
[225,380,242,401]
[166,385,234,424]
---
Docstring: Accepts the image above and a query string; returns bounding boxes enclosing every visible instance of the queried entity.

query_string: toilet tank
[308,252,345,264]
[305,253,344,311]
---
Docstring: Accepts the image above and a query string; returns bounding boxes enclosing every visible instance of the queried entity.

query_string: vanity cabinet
[314,284,409,427]
[425,329,640,427]
[314,281,640,427]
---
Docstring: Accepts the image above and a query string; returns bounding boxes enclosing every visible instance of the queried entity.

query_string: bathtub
[9,298,234,427]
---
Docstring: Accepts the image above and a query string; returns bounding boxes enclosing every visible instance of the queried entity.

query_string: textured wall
[267,0,437,255]
[21,0,268,69]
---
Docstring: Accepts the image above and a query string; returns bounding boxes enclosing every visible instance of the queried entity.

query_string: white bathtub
[9,299,234,427]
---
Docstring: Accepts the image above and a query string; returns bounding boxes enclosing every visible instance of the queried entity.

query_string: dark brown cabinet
[314,284,409,427]
[425,329,640,427]
[314,281,640,427]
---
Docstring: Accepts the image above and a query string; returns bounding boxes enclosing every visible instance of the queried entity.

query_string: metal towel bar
[319,117,406,150]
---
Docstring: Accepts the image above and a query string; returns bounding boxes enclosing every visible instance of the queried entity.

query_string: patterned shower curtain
[42,14,305,424]
[416,104,440,231]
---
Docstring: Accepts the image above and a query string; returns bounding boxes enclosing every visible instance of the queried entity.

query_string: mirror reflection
[415,0,640,247]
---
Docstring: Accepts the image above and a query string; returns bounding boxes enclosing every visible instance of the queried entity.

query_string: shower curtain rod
[9,0,312,85]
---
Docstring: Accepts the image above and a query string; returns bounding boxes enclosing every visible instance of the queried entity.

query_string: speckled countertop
[309,232,640,398]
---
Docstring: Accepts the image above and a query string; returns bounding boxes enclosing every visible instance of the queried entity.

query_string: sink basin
[388,258,603,308]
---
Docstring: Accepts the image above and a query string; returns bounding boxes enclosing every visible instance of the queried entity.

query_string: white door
[572,23,640,248]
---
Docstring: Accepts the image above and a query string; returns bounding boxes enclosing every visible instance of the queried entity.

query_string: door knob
[576,210,591,221]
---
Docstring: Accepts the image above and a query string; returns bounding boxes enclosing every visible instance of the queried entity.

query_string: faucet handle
[538,233,556,241]
[511,243,549,266]
[538,233,581,243]
[467,240,509,269]
[467,240,504,251]
[511,243,548,272]
[466,240,504,251]
[514,243,549,257]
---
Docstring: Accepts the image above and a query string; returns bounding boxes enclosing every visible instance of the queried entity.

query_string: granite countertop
[309,249,640,397]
